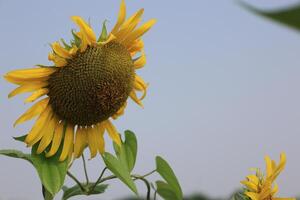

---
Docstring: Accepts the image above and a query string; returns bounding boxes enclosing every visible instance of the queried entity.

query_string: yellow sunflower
[4,0,156,161]
[241,153,295,200]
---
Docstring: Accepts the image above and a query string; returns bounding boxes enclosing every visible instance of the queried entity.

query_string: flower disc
[48,42,135,126]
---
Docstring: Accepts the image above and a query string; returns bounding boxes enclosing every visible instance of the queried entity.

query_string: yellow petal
[240,180,258,192]
[111,0,126,34]
[48,53,68,67]
[273,198,296,200]
[8,81,48,98]
[59,124,74,161]
[69,45,78,55]
[96,123,105,154]
[103,120,121,146]
[25,106,52,145]
[51,42,72,59]
[246,174,259,185]
[74,127,87,158]
[134,75,148,100]
[129,90,143,107]
[134,51,146,69]
[24,88,49,103]
[116,9,144,41]
[46,122,64,157]
[124,19,156,47]
[75,31,88,52]
[71,16,96,45]
[4,75,49,85]
[36,116,58,154]
[112,102,127,120]
[14,97,49,127]
[265,155,273,178]
[87,127,98,159]
[128,39,144,53]
[5,68,56,79]
[245,192,259,200]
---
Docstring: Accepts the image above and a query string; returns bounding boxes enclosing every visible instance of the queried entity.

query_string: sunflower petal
[133,51,146,69]
[96,123,105,154]
[87,127,98,159]
[25,106,53,146]
[5,68,56,79]
[71,16,96,45]
[129,90,143,107]
[74,127,87,158]
[112,102,127,120]
[24,88,49,103]
[46,122,64,157]
[51,42,72,59]
[14,97,49,127]
[103,120,121,146]
[36,116,58,154]
[48,53,68,67]
[59,124,74,161]
[8,82,48,98]
[111,0,126,34]
[124,19,156,47]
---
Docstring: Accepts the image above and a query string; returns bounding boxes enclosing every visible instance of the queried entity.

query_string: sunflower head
[4,0,156,161]
[241,153,295,200]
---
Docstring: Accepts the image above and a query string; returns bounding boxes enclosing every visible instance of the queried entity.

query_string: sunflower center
[48,42,135,126]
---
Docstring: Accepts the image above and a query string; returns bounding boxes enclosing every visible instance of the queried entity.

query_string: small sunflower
[241,153,295,200]
[4,0,156,161]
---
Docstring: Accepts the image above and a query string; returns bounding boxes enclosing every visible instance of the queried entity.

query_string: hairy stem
[67,171,85,192]
[82,154,89,185]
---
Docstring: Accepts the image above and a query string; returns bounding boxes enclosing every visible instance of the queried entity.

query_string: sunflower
[4,0,156,161]
[241,153,295,200]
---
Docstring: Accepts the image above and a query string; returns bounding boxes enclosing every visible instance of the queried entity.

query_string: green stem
[90,167,108,192]
[137,169,156,178]
[132,176,151,200]
[82,154,89,185]
[67,171,85,192]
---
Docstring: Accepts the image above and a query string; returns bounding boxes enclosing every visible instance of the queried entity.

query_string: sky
[0,0,300,199]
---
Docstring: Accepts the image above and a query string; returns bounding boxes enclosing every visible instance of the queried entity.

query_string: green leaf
[97,20,108,42]
[62,184,108,200]
[156,181,179,200]
[239,1,300,31]
[13,135,26,142]
[30,145,68,196]
[102,152,138,194]
[156,156,183,200]
[43,186,54,200]
[60,39,72,50]
[124,130,138,172]
[0,149,32,164]
[71,29,81,47]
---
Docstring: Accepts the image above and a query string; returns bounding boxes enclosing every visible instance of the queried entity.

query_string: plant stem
[132,176,151,200]
[139,169,156,178]
[82,154,89,185]
[90,167,108,192]
[67,171,85,192]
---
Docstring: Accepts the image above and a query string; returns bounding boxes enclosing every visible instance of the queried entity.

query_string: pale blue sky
[0,0,300,199]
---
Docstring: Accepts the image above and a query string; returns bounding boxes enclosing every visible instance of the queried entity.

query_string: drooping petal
[128,39,144,53]
[133,51,146,69]
[112,102,127,120]
[74,127,87,158]
[129,90,143,107]
[87,127,98,159]
[25,106,53,145]
[59,124,74,161]
[133,75,148,100]
[245,192,260,200]
[14,97,49,127]
[36,116,59,154]
[46,122,64,157]
[8,81,48,98]
[102,120,121,146]
[96,123,105,154]
[111,0,126,34]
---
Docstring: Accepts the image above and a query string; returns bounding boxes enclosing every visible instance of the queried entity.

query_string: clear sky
[0,0,300,199]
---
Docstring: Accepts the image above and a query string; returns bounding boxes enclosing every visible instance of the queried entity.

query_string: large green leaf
[62,184,108,200]
[156,181,179,200]
[113,131,138,172]
[124,130,138,172]
[0,149,32,164]
[30,145,69,196]
[102,152,138,194]
[239,1,300,31]
[156,156,183,200]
